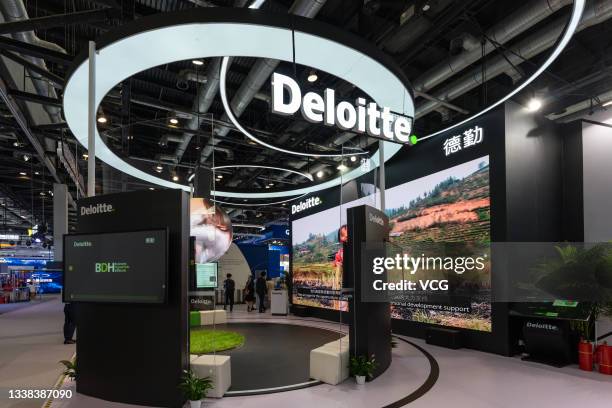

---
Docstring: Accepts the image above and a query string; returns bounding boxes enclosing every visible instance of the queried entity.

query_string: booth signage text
[271,73,413,144]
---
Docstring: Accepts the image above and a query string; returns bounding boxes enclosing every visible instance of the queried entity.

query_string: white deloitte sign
[291,196,322,215]
[271,73,413,144]
[80,203,114,216]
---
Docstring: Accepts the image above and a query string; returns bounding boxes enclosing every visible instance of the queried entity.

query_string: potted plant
[531,244,612,369]
[178,369,213,408]
[59,359,76,381]
[349,355,377,385]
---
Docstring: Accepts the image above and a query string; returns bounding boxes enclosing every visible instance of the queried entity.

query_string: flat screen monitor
[63,229,168,303]
[195,263,218,289]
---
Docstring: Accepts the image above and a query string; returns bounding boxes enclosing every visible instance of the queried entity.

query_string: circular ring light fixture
[63,3,584,199]
[418,0,585,142]
[211,193,308,207]
[219,57,369,158]
[212,164,314,182]
[63,8,413,198]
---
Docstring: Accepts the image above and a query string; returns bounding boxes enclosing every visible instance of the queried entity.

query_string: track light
[350,156,357,162]
[337,164,347,172]
[169,118,179,125]
[23,154,30,162]
[316,170,324,178]
[97,116,107,123]
[155,164,163,173]
[192,60,204,66]
[82,153,89,159]
[19,172,26,176]
[526,98,542,112]
[172,175,179,182]
[307,70,318,83]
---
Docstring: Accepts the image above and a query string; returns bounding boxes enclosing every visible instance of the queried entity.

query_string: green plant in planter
[532,244,612,341]
[349,355,378,379]
[178,369,213,402]
[59,359,76,380]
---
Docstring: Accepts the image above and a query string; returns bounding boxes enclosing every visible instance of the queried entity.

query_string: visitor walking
[223,273,235,312]
[256,271,268,313]
[244,275,256,312]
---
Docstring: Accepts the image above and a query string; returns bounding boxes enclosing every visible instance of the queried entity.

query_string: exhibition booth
[52,3,612,408]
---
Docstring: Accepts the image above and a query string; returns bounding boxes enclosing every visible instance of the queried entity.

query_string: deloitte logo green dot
[410,135,418,145]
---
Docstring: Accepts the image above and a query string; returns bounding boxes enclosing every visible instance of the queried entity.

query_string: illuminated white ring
[219,57,368,158]
[63,9,413,198]
[419,0,585,142]
[211,193,308,207]
[213,164,314,181]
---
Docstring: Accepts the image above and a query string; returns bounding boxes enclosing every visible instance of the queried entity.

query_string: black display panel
[63,229,168,303]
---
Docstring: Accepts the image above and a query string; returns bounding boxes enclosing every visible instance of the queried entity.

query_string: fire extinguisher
[578,339,594,371]
[599,342,612,375]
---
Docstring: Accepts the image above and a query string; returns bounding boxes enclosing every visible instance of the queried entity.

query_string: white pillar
[87,41,96,197]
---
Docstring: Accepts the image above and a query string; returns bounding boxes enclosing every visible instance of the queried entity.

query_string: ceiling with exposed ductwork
[0,0,611,237]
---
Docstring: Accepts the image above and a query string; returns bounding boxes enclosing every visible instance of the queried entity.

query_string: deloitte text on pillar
[271,73,413,144]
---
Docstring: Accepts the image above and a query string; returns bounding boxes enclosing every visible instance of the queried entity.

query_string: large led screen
[386,156,491,332]
[63,229,168,303]
[291,196,373,311]
[291,156,491,331]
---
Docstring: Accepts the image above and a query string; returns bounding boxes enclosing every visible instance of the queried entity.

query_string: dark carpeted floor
[211,322,343,392]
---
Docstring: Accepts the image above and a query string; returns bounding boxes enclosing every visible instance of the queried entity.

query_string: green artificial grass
[190,329,245,355]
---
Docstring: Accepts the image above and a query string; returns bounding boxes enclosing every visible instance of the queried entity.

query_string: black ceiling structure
[0,0,611,236]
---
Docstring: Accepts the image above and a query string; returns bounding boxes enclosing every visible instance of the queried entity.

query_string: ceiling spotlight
[316,170,324,178]
[217,174,223,179]
[337,163,347,172]
[169,118,179,125]
[526,98,542,112]
[82,153,89,159]
[192,60,204,66]
[422,3,431,12]
[97,116,107,123]
[268,182,274,186]
[155,164,163,173]
[34,171,40,175]
[13,141,20,147]
[35,238,41,243]
[23,154,30,162]
[265,185,270,189]
[19,172,26,176]
[350,155,357,162]
[149,187,155,190]
[307,70,318,83]
[39,192,45,196]
[172,175,179,182]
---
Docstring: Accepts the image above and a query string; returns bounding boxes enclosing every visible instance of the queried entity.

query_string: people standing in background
[27,280,37,300]
[244,275,256,312]
[63,303,76,344]
[256,271,268,313]
[223,273,235,312]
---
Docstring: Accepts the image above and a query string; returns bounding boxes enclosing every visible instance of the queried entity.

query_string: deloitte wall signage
[291,196,322,215]
[271,73,413,144]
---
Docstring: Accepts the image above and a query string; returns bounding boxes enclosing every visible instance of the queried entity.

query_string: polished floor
[41,304,612,408]
[0,296,75,408]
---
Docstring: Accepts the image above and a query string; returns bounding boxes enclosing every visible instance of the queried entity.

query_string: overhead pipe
[412,0,573,94]
[547,88,612,123]
[198,0,327,165]
[416,0,612,118]
[0,0,67,123]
